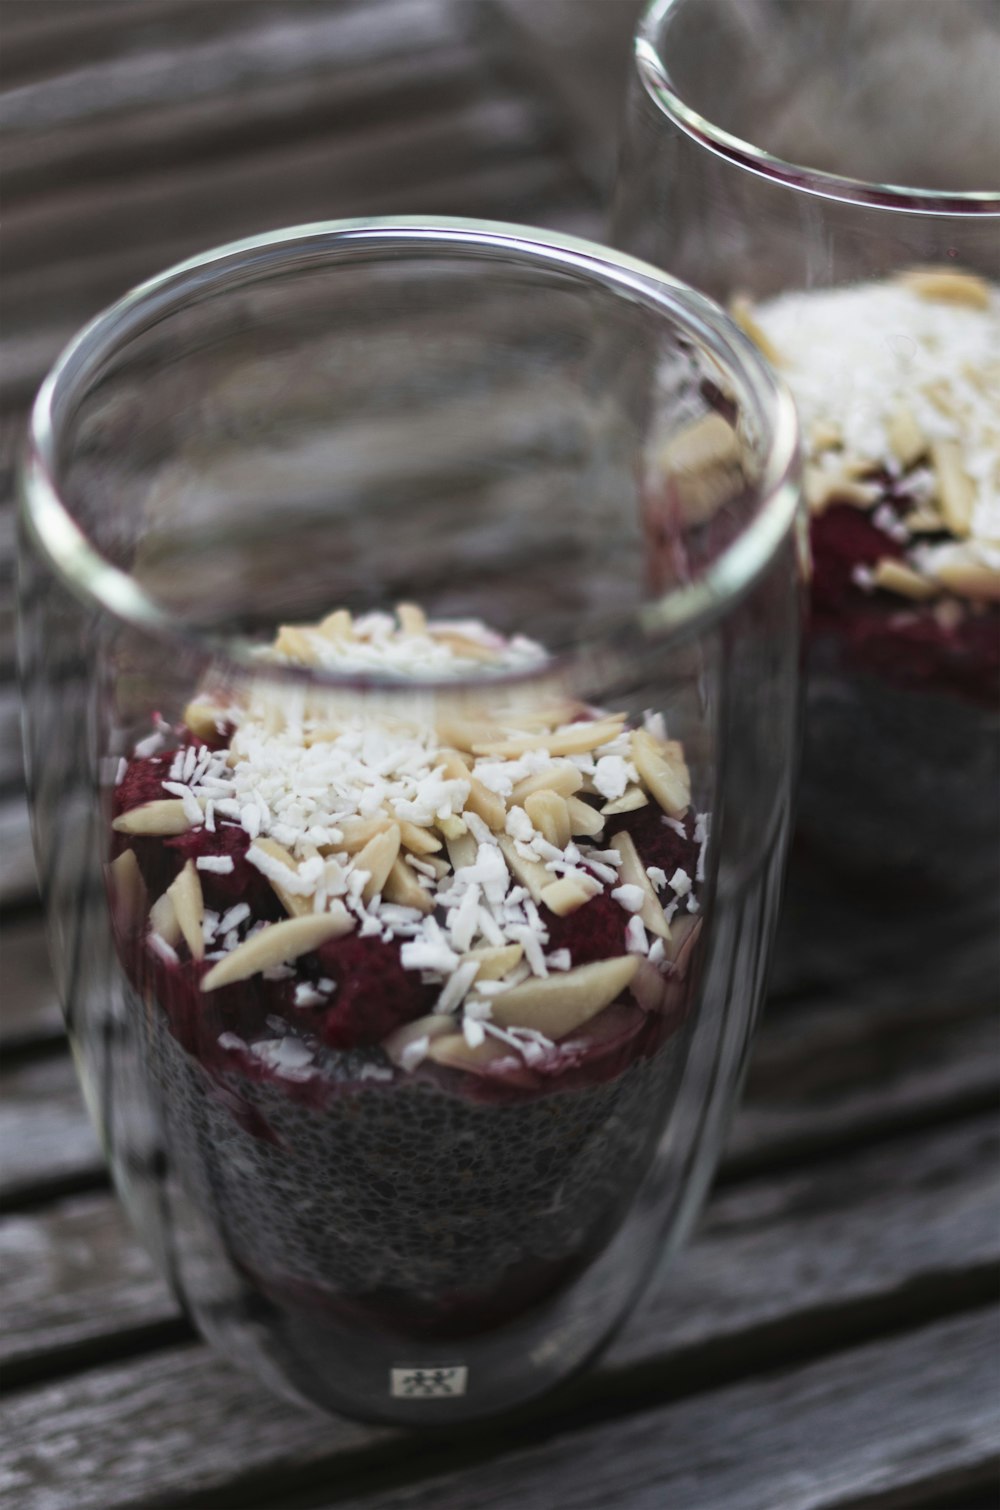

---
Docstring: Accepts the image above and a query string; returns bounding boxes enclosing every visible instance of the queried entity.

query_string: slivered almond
[108,849,147,932]
[167,860,205,961]
[396,602,427,635]
[383,1014,454,1065]
[663,915,702,970]
[886,405,927,469]
[183,700,229,740]
[149,891,181,947]
[112,800,193,837]
[631,729,691,817]
[898,267,991,309]
[436,716,502,752]
[384,858,434,914]
[433,633,500,662]
[497,835,551,904]
[930,439,975,535]
[355,825,401,902]
[337,815,392,853]
[318,608,353,640]
[730,296,785,366]
[610,830,672,940]
[601,786,648,817]
[809,419,842,453]
[804,466,881,513]
[872,559,939,601]
[425,1034,521,1072]
[931,560,1000,601]
[510,762,583,805]
[419,854,452,880]
[302,725,343,746]
[252,836,312,917]
[565,796,605,837]
[274,625,320,663]
[525,791,572,849]
[445,830,477,871]
[490,956,639,1039]
[397,820,441,856]
[658,410,742,474]
[540,875,599,917]
[437,814,469,840]
[201,907,353,991]
[472,716,626,758]
[904,509,947,534]
[462,944,523,980]
[440,750,506,831]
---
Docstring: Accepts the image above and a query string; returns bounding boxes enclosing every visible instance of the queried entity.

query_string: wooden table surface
[1,5,998,1508]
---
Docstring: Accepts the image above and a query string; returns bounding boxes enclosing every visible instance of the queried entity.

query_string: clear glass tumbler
[613,0,1000,1004]
[19,219,803,1423]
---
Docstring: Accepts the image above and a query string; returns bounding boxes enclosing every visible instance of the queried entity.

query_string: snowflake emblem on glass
[390,1365,469,1398]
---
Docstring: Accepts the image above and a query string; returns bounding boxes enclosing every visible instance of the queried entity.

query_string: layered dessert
[107,606,708,1343]
[734,269,999,989]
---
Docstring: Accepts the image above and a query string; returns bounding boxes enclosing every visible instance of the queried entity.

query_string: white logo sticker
[390,1365,468,1399]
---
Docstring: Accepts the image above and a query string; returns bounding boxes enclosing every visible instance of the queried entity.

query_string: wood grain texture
[0,1055,102,1211]
[318,1312,1000,1510]
[0,916,61,1051]
[2,1109,995,1396]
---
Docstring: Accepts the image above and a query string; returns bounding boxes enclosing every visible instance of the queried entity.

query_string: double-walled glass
[19,220,802,1423]
[614,0,1000,1003]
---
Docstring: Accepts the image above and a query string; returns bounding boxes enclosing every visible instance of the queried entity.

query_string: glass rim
[20,215,802,692]
[637,0,1000,215]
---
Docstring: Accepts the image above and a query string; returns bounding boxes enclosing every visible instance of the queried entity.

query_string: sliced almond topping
[383,858,434,914]
[898,267,991,309]
[166,860,205,962]
[565,795,605,838]
[440,750,505,831]
[112,800,193,837]
[472,716,626,759]
[425,1034,520,1072]
[540,875,599,917]
[462,943,523,980]
[662,914,703,971]
[931,560,1000,602]
[904,508,947,534]
[497,835,552,904]
[886,404,928,469]
[396,819,442,856]
[318,608,353,640]
[490,956,640,1039]
[108,849,147,932]
[201,907,353,991]
[510,762,583,805]
[355,825,401,902]
[653,411,744,526]
[930,439,975,536]
[871,559,939,601]
[730,295,785,367]
[437,814,469,841]
[302,725,343,746]
[805,466,882,513]
[396,602,427,635]
[524,790,572,849]
[252,836,312,917]
[445,829,478,871]
[337,814,392,853]
[610,830,672,940]
[601,785,648,817]
[432,633,500,662]
[631,729,691,818]
[809,418,843,453]
[383,1013,454,1066]
[274,625,320,663]
[418,854,452,880]
[149,890,181,948]
[436,716,502,753]
[183,700,229,741]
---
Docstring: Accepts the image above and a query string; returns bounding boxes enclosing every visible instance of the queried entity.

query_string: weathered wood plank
[318,1312,1000,1510]
[0,683,24,793]
[0,1303,994,1510]
[2,1110,995,1399]
[0,915,61,1052]
[0,1056,102,1211]
[0,792,36,908]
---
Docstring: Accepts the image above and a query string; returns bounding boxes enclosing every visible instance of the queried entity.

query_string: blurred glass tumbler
[614,0,1000,1003]
[19,220,803,1422]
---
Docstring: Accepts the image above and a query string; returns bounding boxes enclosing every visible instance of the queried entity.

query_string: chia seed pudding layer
[740,270,1000,992]
[108,605,708,1339]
